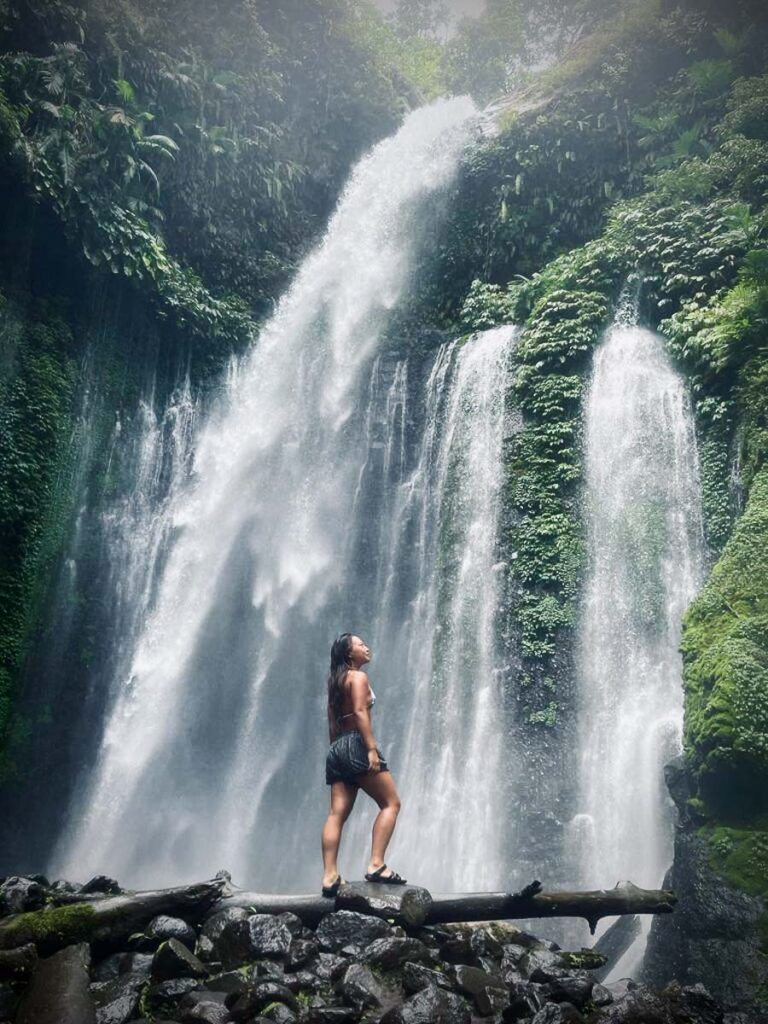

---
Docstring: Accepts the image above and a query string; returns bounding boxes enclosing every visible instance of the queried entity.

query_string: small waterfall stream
[569,302,705,975]
[52,99,519,890]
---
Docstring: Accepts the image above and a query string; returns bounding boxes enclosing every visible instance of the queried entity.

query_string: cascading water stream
[52,98,519,890]
[569,300,705,975]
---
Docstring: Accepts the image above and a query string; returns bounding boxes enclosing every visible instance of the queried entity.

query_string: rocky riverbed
[0,872,752,1024]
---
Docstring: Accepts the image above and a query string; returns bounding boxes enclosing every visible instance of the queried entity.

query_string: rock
[80,875,122,895]
[361,936,434,970]
[339,942,363,958]
[180,1002,232,1024]
[205,970,252,997]
[305,1008,359,1024]
[50,879,80,894]
[216,914,293,968]
[145,977,202,1016]
[469,926,506,961]
[286,936,319,969]
[152,937,210,982]
[0,942,37,982]
[197,908,250,962]
[227,981,298,1021]
[313,952,351,983]
[336,962,396,1010]
[179,989,228,1011]
[402,962,454,994]
[530,1004,582,1024]
[518,947,567,982]
[594,985,672,1023]
[643,827,765,1011]
[282,970,325,993]
[0,876,46,914]
[449,964,507,1016]
[92,972,146,1024]
[606,978,637,999]
[148,915,198,951]
[502,980,543,1021]
[15,942,95,1024]
[380,983,471,1024]
[0,983,17,1019]
[93,951,153,983]
[258,1004,297,1024]
[663,981,724,1024]
[438,932,482,968]
[539,970,594,1009]
[593,983,614,1007]
[315,910,392,952]
[275,912,304,936]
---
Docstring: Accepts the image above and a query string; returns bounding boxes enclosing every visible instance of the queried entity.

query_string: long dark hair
[327,633,353,723]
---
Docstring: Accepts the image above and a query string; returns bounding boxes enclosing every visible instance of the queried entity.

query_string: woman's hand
[367,748,382,772]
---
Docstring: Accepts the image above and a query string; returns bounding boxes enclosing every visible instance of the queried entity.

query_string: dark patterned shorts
[325,730,389,786]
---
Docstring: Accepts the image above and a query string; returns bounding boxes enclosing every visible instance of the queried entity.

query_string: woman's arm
[328,704,338,744]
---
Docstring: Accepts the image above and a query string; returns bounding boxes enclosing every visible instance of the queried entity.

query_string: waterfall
[52,98,488,889]
[349,326,519,891]
[569,301,705,974]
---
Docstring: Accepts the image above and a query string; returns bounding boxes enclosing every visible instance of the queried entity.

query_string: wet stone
[594,985,672,1024]
[80,875,122,895]
[519,948,568,982]
[361,936,434,970]
[216,915,292,969]
[145,977,202,1016]
[92,973,145,1024]
[152,938,209,982]
[201,971,251,997]
[402,962,454,995]
[593,983,614,1007]
[15,943,95,1024]
[198,909,250,961]
[530,1003,582,1024]
[0,876,46,914]
[315,910,392,952]
[93,952,153,984]
[286,936,319,969]
[438,935,482,968]
[502,980,543,1021]
[380,983,472,1024]
[313,952,352,982]
[0,942,37,983]
[282,970,325,993]
[180,1003,231,1024]
[305,1008,360,1024]
[261,1003,297,1024]
[148,915,198,951]
[227,981,298,1021]
[539,970,594,1008]
[337,962,395,1010]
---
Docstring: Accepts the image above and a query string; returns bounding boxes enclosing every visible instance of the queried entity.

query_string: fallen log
[220,879,676,933]
[0,878,226,956]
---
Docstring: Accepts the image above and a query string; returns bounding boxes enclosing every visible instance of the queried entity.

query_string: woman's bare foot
[322,871,342,887]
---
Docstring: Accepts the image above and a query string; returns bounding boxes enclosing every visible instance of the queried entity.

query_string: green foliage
[0,300,78,778]
[683,468,768,818]
[503,289,611,717]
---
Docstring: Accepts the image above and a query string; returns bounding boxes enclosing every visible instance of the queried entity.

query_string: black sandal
[364,863,407,885]
[321,874,344,898]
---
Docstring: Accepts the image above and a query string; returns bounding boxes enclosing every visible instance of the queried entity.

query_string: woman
[321,632,406,897]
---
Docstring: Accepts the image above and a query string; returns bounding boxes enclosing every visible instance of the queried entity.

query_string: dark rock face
[643,827,767,1013]
[91,970,145,1024]
[15,942,96,1024]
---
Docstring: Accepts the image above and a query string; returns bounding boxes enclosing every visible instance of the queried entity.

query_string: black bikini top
[337,685,376,724]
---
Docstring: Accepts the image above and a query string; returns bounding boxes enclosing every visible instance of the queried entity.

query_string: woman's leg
[321,781,358,885]
[356,771,402,878]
